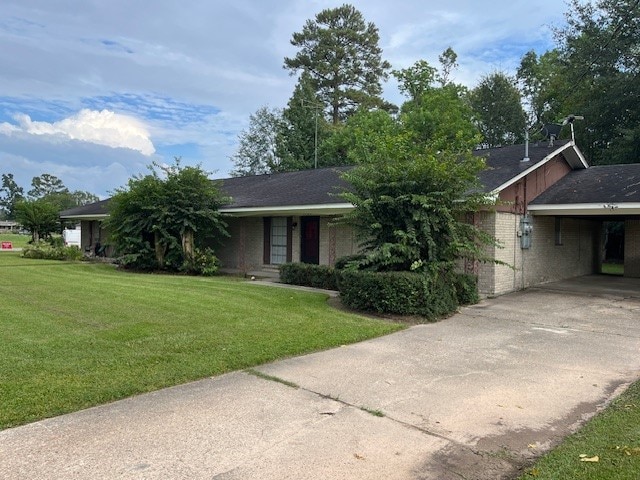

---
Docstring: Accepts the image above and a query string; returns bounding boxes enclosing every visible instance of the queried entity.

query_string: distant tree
[283,4,392,124]
[14,199,60,242]
[28,174,68,199]
[557,0,640,163]
[106,159,229,273]
[230,106,285,176]
[437,47,459,87]
[320,109,398,165]
[392,60,437,103]
[276,71,331,171]
[516,49,565,128]
[469,72,527,147]
[517,0,640,164]
[394,60,480,153]
[0,173,24,220]
[70,190,100,206]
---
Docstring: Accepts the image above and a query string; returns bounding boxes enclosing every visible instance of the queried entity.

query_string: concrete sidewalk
[1,276,639,479]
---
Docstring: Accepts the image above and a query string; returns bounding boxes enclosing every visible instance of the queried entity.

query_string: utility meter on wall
[519,215,533,249]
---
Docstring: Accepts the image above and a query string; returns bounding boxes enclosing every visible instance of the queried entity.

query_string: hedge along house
[60,140,640,296]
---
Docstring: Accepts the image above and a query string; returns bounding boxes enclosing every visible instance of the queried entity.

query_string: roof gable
[474,140,588,194]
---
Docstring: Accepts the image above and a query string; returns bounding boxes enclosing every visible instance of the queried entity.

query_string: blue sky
[0,0,568,198]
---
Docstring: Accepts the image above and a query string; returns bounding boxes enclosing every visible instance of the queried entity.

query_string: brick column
[625,219,640,278]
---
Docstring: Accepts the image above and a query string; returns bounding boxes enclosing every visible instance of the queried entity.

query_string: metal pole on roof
[302,99,322,169]
[314,109,318,169]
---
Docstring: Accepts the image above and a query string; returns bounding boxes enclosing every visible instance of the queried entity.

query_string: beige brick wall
[217,216,263,271]
[625,219,640,278]
[218,215,359,271]
[319,217,358,265]
[476,212,523,296]
[477,212,598,296]
[523,216,597,288]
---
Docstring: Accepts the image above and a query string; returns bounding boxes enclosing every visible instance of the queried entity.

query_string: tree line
[0,173,99,241]
[231,0,639,176]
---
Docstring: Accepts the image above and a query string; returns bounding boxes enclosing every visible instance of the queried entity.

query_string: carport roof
[529,164,640,216]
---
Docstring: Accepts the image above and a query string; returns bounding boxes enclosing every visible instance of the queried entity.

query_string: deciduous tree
[230,107,285,176]
[0,173,24,220]
[106,160,228,273]
[340,61,491,273]
[15,199,59,242]
[469,72,527,147]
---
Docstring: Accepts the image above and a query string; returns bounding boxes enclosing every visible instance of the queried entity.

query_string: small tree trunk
[32,230,39,243]
[154,232,165,268]
[182,229,194,260]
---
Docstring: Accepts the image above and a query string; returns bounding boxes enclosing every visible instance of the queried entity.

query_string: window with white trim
[270,217,287,264]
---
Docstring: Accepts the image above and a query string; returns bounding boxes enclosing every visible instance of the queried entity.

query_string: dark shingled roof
[530,164,640,205]
[474,140,572,193]
[60,198,111,218]
[60,167,353,217]
[219,166,353,208]
[61,142,589,218]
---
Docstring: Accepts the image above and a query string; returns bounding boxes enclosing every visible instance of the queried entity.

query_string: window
[555,217,563,246]
[270,217,288,264]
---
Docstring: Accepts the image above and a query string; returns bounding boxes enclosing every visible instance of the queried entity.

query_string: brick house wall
[477,212,598,296]
[217,215,359,272]
[625,219,640,278]
[522,216,598,287]
[217,217,263,271]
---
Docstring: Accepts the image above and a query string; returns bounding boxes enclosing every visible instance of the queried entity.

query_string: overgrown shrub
[22,242,83,261]
[181,248,219,276]
[453,273,479,305]
[279,263,339,290]
[334,254,366,270]
[48,236,64,248]
[337,269,461,320]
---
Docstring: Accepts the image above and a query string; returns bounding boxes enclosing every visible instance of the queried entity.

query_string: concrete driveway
[2,275,639,479]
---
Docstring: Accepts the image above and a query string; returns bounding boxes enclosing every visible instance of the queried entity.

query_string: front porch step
[246,266,280,280]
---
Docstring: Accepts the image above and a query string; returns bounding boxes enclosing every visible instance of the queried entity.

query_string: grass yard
[0,253,402,429]
[601,262,624,275]
[520,379,640,479]
[0,233,31,249]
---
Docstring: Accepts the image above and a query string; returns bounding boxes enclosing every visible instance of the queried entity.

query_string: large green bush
[279,263,338,290]
[453,273,479,305]
[337,269,476,319]
[22,242,83,261]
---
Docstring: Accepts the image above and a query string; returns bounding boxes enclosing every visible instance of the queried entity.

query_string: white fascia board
[529,203,640,216]
[490,142,588,196]
[220,202,355,217]
[60,214,109,221]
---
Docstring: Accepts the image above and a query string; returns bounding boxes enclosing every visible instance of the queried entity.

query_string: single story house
[60,140,640,296]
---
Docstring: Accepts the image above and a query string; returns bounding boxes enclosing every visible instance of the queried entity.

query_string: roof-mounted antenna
[542,123,562,147]
[562,115,584,142]
[522,129,530,162]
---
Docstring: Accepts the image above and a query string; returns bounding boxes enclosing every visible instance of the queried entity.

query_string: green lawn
[520,379,640,479]
[0,252,402,429]
[0,233,31,249]
[601,263,624,275]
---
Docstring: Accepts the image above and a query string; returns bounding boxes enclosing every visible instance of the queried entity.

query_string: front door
[300,216,320,264]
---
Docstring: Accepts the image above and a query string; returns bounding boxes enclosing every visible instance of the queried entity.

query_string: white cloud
[0,109,155,156]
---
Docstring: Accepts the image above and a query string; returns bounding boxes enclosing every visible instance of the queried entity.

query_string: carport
[529,164,640,278]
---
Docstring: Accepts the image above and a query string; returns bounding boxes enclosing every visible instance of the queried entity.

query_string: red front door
[300,216,320,264]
